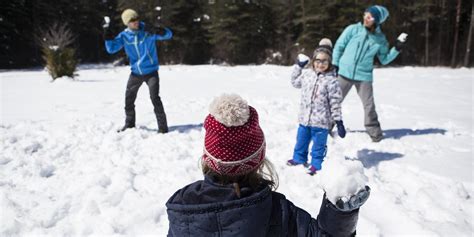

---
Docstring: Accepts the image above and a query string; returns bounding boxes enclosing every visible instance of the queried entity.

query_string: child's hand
[319,157,369,211]
[333,65,339,77]
[334,186,370,212]
[296,54,310,68]
[336,120,346,138]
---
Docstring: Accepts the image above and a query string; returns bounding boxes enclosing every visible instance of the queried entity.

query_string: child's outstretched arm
[317,158,371,236]
[290,66,304,88]
[273,186,369,236]
[290,54,309,88]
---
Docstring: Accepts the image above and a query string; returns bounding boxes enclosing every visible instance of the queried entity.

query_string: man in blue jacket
[103,9,172,133]
[332,5,406,142]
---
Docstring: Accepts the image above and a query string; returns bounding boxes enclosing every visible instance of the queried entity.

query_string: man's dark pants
[124,71,168,133]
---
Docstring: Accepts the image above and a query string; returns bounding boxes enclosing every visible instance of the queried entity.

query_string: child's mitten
[336,120,346,138]
[296,54,310,68]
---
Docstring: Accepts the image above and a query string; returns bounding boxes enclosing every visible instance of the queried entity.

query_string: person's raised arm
[291,54,310,89]
[151,26,173,41]
[103,16,124,54]
[281,158,371,236]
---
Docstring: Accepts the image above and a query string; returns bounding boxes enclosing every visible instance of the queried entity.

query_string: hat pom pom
[319,38,333,48]
[209,94,250,127]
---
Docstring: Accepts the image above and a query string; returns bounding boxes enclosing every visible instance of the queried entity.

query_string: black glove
[334,186,371,212]
[335,120,346,138]
[152,25,166,35]
[395,40,406,51]
[318,192,360,236]
[395,33,408,51]
[296,54,310,68]
[102,16,115,40]
[333,65,339,76]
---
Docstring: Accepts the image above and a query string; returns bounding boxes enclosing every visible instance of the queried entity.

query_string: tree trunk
[464,4,473,67]
[425,8,430,66]
[451,0,461,67]
[300,0,306,53]
[436,0,446,65]
[285,0,294,64]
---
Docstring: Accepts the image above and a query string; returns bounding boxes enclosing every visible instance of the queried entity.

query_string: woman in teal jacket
[332,5,405,142]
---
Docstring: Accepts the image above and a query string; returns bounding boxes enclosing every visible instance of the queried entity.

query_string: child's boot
[286,159,309,167]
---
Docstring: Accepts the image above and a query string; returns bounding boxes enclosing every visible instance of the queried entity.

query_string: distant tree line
[0,0,473,69]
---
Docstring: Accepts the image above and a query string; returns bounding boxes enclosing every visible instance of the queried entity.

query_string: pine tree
[161,0,211,64]
[270,0,299,64]
[38,23,78,80]
[204,1,241,64]
[405,0,436,66]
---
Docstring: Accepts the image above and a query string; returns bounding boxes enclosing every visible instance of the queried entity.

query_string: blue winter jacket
[332,22,399,81]
[166,175,359,236]
[105,22,172,75]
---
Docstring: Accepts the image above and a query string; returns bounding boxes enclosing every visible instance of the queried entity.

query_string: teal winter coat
[105,22,172,75]
[332,22,399,81]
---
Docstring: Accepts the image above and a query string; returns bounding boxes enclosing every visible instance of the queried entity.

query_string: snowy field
[0,65,473,236]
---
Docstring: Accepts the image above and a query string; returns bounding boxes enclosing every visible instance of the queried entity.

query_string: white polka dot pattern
[202,106,266,176]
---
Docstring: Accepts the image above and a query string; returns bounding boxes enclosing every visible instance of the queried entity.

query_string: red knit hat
[202,94,266,176]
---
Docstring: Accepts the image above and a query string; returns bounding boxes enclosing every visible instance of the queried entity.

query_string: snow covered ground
[0,65,473,236]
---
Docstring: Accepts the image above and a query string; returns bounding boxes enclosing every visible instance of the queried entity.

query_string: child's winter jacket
[291,66,342,129]
[166,175,358,237]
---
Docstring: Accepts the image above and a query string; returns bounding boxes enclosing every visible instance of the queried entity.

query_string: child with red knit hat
[166,94,370,237]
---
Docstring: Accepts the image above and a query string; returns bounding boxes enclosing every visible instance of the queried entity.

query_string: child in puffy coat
[287,39,346,175]
[166,95,370,237]
[166,94,370,237]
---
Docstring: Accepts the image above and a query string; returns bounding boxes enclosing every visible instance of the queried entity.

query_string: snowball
[319,157,368,204]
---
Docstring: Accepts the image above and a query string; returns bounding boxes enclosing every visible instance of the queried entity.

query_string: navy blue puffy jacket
[166,175,359,236]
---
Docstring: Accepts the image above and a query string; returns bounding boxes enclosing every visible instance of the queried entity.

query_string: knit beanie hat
[312,38,333,62]
[121,9,139,25]
[202,94,266,176]
[365,5,389,25]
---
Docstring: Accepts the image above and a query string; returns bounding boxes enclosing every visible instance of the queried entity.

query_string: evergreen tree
[270,0,299,64]
[161,0,211,64]
[204,0,241,64]
[1,0,473,68]
[204,0,274,64]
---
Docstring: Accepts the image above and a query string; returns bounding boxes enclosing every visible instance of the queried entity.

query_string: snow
[319,157,368,204]
[0,65,473,236]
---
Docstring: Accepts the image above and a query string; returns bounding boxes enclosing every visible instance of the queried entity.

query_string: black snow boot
[370,134,384,143]
[117,123,135,133]
[158,126,168,134]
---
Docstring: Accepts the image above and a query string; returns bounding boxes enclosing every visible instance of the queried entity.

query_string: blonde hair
[201,158,279,194]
